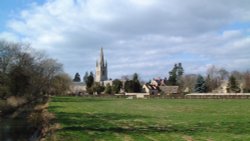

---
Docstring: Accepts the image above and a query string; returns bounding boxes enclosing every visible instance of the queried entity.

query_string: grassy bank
[48,96,250,141]
[0,97,52,141]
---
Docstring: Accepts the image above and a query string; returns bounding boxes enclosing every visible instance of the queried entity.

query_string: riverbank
[0,96,53,141]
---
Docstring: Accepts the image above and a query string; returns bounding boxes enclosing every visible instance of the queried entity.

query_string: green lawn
[48,96,250,141]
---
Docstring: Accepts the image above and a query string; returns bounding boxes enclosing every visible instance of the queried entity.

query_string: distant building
[142,84,159,95]
[69,82,86,94]
[142,78,178,95]
[151,77,166,86]
[159,86,179,95]
[95,48,113,87]
[95,48,108,82]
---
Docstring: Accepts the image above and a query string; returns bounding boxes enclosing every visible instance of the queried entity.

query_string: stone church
[95,48,112,86]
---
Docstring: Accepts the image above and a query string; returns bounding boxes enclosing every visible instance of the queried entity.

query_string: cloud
[1,0,250,80]
[0,32,19,41]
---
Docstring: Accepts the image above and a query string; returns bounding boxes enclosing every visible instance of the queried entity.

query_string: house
[159,86,179,95]
[150,77,166,86]
[142,84,159,95]
[142,78,179,95]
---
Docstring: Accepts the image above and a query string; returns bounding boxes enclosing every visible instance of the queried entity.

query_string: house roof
[144,84,158,90]
[159,86,179,94]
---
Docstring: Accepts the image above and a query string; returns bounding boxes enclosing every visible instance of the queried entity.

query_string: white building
[69,82,86,94]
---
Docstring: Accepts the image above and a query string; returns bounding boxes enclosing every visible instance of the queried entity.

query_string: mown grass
[48,96,250,141]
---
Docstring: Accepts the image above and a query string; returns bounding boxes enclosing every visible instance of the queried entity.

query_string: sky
[0,0,250,80]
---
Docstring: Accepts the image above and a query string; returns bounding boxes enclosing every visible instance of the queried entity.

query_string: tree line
[0,40,72,140]
[75,63,250,95]
[0,40,71,101]
[141,63,249,94]
[180,66,250,93]
[73,71,142,94]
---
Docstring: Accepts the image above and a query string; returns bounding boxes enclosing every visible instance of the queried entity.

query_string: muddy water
[0,117,34,141]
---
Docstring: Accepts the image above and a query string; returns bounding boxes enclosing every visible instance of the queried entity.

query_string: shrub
[28,107,55,137]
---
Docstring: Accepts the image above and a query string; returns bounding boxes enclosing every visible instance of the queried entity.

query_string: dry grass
[34,103,49,111]
[6,96,27,107]
[182,135,194,141]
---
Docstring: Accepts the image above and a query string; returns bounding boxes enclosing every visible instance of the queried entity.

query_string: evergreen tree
[86,71,94,88]
[177,63,184,76]
[124,73,142,93]
[124,80,134,93]
[133,73,139,81]
[83,72,88,84]
[168,63,184,85]
[195,75,207,93]
[73,72,81,82]
[168,65,177,85]
[227,75,240,93]
[90,71,94,77]
[132,73,141,92]
[133,81,141,92]
[176,63,184,84]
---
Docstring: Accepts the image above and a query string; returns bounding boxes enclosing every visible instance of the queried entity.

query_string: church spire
[100,47,104,67]
[95,47,108,82]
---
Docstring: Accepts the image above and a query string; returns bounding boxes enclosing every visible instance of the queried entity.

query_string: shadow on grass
[54,111,250,136]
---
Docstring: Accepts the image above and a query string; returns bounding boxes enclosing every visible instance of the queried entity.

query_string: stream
[0,117,34,141]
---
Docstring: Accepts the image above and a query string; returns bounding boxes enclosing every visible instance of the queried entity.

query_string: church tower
[95,48,108,82]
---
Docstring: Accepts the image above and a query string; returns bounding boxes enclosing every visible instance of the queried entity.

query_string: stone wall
[185,93,250,99]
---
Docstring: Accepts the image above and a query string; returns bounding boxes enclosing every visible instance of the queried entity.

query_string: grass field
[48,96,250,141]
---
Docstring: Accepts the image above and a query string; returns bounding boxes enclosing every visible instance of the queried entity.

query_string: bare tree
[243,71,250,93]
[0,40,22,73]
[0,40,68,100]
[50,73,72,95]
[218,68,229,80]
[181,74,198,93]
[231,70,243,81]
[206,65,223,92]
